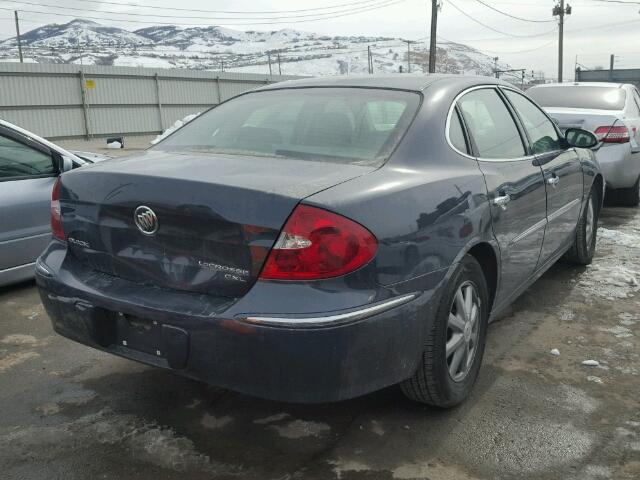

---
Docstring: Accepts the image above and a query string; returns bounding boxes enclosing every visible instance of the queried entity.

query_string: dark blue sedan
[36,75,603,407]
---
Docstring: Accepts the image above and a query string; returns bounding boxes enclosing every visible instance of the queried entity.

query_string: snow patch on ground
[577,263,639,299]
[329,459,371,479]
[1,409,230,473]
[559,386,599,414]
[599,325,633,338]
[370,420,385,436]
[582,360,600,367]
[618,312,638,326]
[271,419,330,439]
[1,334,38,345]
[597,227,640,248]
[200,414,233,429]
[0,351,39,373]
[253,412,290,425]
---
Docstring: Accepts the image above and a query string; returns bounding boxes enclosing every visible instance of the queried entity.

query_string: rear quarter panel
[305,79,498,293]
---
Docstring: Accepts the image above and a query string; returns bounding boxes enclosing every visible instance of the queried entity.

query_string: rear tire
[400,255,489,408]
[565,186,599,265]
[616,176,640,207]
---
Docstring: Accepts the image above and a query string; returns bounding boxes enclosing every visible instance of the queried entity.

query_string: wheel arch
[592,173,605,210]
[465,242,499,313]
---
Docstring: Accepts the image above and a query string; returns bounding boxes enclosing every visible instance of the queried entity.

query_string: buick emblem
[134,206,158,235]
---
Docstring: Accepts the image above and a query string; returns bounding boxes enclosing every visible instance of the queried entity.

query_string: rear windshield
[153,87,421,166]
[528,86,626,110]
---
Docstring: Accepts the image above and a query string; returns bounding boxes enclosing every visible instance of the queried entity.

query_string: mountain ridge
[0,19,510,78]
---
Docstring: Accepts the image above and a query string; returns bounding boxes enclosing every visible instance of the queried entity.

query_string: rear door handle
[493,194,511,210]
[547,176,560,187]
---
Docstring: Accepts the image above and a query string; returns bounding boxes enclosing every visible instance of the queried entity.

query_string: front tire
[565,186,599,265]
[401,255,489,408]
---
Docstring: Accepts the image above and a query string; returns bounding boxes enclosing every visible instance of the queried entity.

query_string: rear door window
[449,109,469,154]
[457,88,526,159]
[155,88,421,166]
[0,135,55,180]
[504,90,562,154]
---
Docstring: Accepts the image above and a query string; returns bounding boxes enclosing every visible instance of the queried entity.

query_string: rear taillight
[51,177,65,241]
[594,125,631,143]
[259,205,377,280]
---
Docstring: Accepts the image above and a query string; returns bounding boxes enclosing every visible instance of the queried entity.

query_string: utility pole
[267,53,272,76]
[493,57,499,78]
[402,40,415,73]
[609,54,615,80]
[428,0,439,73]
[367,45,372,74]
[553,1,572,82]
[277,53,281,75]
[14,10,23,63]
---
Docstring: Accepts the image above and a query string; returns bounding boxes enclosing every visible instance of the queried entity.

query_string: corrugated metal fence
[0,63,302,139]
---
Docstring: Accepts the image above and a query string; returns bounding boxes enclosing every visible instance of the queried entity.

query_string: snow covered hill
[0,19,508,77]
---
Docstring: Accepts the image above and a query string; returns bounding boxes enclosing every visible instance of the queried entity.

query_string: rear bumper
[596,143,640,189]
[36,250,441,403]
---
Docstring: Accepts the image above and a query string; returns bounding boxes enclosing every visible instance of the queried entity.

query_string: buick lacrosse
[36,75,602,406]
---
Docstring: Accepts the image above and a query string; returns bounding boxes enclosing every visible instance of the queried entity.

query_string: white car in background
[0,119,109,287]
[528,82,640,206]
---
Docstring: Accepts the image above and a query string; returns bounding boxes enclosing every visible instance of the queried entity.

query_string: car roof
[0,118,84,164]
[531,82,626,89]
[255,74,509,93]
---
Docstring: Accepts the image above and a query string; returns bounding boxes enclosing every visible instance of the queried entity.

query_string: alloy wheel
[446,281,481,382]
[585,196,595,253]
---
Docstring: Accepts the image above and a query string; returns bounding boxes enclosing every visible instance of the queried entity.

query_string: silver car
[0,120,105,287]
[528,82,640,206]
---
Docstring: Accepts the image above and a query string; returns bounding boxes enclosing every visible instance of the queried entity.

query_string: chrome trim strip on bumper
[240,294,418,328]
[548,198,581,222]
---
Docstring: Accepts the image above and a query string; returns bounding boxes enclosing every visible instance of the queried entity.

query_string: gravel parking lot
[1,206,638,480]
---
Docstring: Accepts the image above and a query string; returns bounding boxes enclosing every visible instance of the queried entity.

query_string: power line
[470,0,555,22]
[476,38,558,55]
[446,0,558,38]
[0,1,406,26]
[5,0,399,21]
[583,0,640,4]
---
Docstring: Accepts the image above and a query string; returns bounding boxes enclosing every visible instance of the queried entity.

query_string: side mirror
[53,152,74,173]
[565,128,598,149]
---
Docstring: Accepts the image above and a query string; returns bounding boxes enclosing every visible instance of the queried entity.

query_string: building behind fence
[575,67,640,89]
[0,63,302,140]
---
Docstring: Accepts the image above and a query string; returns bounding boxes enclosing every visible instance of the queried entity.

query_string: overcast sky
[1,0,639,79]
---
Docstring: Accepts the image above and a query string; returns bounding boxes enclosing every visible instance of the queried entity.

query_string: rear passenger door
[456,87,547,303]
[0,130,58,273]
[502,89,583,264]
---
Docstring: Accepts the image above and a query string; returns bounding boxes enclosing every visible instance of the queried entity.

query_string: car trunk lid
[59,150,373,297]
[544,107,624,134]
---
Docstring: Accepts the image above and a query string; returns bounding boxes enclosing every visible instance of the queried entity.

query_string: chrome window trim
[445,85,535,163]
[239,293,417,328]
